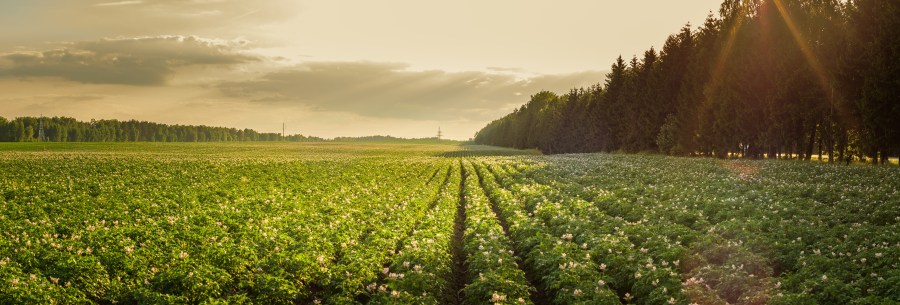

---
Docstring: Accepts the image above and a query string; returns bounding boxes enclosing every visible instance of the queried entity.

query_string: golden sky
[0,0,721,139]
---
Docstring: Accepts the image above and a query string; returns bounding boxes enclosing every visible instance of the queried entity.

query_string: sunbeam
[773,0,832,93]
[704,12,743,108]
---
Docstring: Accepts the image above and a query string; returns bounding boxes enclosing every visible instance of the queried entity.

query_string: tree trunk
[827,124,834,163]
[818,135,823,161]
[827,141,834,164]
[838,130,847,164]
[805,122,817,161]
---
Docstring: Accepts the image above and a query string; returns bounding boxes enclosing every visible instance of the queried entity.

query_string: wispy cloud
[0,36,257,85]
[229,9,259,22]
[486,67,526,73]
[217,61,605,121]
[94,0,143,7]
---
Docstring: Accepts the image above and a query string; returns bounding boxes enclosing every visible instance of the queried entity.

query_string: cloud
[94,1,142,7]
[0,36,256,85]
[37,94,107,103]
[217,61,605,121]
[486,67,526,73]
[60,0,297,37]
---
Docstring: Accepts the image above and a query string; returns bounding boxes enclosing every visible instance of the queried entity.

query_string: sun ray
[772,0,832,93]
[703,12,743,108]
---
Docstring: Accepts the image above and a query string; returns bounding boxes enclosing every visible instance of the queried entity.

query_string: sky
[0,0,723,140]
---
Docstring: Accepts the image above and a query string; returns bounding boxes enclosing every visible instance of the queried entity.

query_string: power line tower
[437,126,443,140]
[282,122,285,141]
[38,114,46,142]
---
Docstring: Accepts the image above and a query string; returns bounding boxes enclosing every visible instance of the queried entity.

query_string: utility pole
[282,122,285,141]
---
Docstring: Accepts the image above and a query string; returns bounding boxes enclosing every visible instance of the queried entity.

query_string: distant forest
[0,116,460,143]
[331,135,460,144]
[0,116,322,142]
[474,0,898,164]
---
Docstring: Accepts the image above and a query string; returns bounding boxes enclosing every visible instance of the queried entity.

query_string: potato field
[0,143,897,304]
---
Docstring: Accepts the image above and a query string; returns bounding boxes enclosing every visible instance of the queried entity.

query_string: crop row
[367,163,459,304]
[0,145,896,304]
[493,154,898,304]
[458,161,534,305]
[472,161,625,305]
[323,161,449,304]
[0,153,448,304]
[480,160,694,305]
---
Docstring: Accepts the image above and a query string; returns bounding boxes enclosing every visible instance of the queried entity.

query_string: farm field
[0,142,897,305]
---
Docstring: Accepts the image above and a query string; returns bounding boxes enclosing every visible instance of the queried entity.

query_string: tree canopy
[474,0,899,164]
[0,116,322,142]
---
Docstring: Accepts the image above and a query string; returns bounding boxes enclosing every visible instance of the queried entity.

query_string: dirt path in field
[687,162,778,304]
[681,235,775,304]
[720,161,760,180]
[450,161,468,305]
[472,161,551,305]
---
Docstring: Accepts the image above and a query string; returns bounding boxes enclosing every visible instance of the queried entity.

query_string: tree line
[0,116,322,142]
[331,135,460,144]
[474,0,898,164]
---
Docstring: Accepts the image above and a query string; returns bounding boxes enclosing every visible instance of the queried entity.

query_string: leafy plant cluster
[368,164,459,304]
[0,148,448,304]
[473,162,623,304]
[477,161,686,305]
[501,153,898,304]
[458,162,533,305]
[0,143,896,305]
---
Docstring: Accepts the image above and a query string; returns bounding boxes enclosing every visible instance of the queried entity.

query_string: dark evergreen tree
[474,0,896,165]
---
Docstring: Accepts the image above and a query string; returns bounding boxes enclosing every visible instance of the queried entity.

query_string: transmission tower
[437,127,443,140]
[38,114,46,142]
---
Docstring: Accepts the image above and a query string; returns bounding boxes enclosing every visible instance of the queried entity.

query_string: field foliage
[0,143,896,304]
